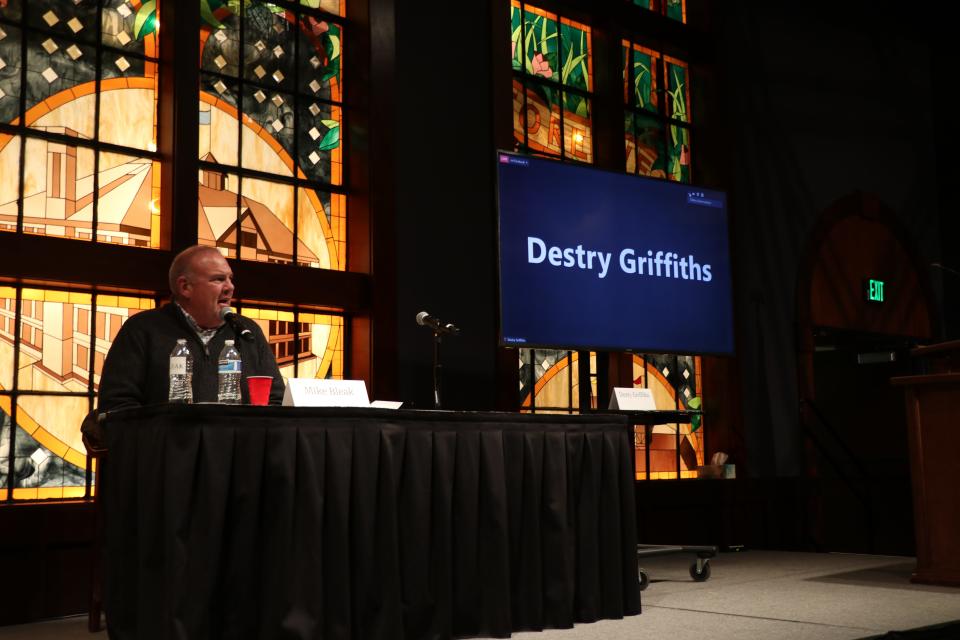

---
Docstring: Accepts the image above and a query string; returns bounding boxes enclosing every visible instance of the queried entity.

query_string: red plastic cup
[247,376,273,406]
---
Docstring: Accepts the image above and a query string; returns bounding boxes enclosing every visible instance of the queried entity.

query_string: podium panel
[893,372,960,587]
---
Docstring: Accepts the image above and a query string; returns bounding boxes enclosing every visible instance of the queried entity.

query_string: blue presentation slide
[497,152,735,355]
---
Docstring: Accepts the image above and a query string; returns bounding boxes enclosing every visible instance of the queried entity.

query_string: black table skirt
[103,405,640,640]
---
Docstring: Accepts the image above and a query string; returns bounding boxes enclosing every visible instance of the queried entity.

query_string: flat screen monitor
[496,151,735,355]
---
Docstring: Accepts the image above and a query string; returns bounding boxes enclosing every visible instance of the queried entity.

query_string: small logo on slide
[686,191,722,208]
[500,154,529,167]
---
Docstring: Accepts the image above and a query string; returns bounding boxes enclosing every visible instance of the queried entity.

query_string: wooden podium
[891,340,960,587]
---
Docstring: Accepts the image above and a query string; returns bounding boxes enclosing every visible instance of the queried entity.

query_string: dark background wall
[385,1,949,482]
[715,3,942,477]
[393,1,502,410]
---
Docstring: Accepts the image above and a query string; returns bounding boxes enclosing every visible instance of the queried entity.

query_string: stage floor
[1,551,958,640]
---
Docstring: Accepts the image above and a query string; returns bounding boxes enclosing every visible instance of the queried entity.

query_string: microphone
[416,311,460,335]
[219,306,254,342]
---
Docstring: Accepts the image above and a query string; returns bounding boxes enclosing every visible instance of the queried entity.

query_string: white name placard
[369,400,403,410]
[282,379,370,407]
[608,387,657,411]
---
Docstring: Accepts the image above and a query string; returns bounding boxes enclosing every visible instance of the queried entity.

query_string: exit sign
[865,279,885,303]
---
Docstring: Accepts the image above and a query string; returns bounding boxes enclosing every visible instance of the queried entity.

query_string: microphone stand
[432,329,443,409]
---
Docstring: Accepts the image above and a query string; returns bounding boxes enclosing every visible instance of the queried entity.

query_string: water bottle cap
[225,339,234,346]
[176,338,186,343]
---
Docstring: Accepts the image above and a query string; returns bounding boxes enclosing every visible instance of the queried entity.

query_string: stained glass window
[623,41,692,183]
[632,0,686,24]
[510,1,593,163]
[197,0,345,269]
[630,353,703,480]
[238,305,343,380]
[0,0,162,247]
[518,349,597,414]
[0,285,155,500]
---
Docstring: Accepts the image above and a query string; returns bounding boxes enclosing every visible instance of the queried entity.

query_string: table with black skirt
[102,404,641,639]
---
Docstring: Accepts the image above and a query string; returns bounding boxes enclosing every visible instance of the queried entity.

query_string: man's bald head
[168,245,224,299]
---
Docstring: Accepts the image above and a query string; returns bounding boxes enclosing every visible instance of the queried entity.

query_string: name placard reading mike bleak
[282,379,371,407]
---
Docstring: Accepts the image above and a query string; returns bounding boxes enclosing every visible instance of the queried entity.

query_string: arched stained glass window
[1,285,156,500]
[0,0,162,246]
[197,0,345,269]
[623,40,692,183]
[510,1,593,163]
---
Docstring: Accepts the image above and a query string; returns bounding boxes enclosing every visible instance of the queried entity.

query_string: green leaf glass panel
[510,2,522,72]
[299,101,341,184]
[559,19,590,91]
[666,59,689,123]
[668,124,691,183]
[666,0,684,22]
[103,0,156,55]
[523,7,558,81]
[633,0,653,8]
[633,112,666,179]
[298,19,342,104]
[632,48,657,112]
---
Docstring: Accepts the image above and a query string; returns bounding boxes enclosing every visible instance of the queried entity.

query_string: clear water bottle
[217,339,242,404]
[169,338,193,403]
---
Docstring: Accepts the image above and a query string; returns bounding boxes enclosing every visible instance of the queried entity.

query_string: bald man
[98,245,284,411]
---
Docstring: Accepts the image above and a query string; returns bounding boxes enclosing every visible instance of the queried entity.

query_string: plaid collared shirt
[175,303,222,346]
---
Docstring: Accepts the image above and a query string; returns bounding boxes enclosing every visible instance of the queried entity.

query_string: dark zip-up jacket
[98,303,284,412]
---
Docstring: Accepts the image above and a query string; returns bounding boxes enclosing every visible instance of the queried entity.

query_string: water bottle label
[219,360,241,373]
[170,356,186,375]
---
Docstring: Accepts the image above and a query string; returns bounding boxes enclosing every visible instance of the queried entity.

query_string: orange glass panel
[17,289,93,396]
[98,78,158,151]
[238,307,344,381]
[198,169,239,259]
[0,286,14,391]
[92,293,155,391]
[22,137,94,240]
[199,88,240,167]
[12,394,90,500]
[298,187,344,270]
[97,151,157,247]
[236,177,294,264]
[0,135,19,233]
